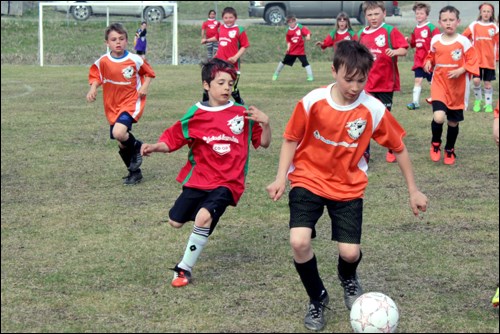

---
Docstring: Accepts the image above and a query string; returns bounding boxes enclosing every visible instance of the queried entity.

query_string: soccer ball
[350,292,399,333]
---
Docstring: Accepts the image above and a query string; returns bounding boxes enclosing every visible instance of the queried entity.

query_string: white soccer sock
[413,86,422,105]
[305,65,313,77]
[473,84,482,100]
[178,226,209,273]
[275,62,285,74]
[484,87,493,105]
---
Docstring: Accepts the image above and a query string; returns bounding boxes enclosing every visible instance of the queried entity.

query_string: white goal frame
[38,1,178,66]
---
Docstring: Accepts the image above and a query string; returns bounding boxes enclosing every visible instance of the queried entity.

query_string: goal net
[38,1,178,66]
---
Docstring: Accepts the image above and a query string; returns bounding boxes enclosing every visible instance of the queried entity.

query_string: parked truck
[248,1,401,25]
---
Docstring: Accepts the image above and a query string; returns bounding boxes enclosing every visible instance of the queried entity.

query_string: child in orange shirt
[266,40,428,331]
[87,23,155,185]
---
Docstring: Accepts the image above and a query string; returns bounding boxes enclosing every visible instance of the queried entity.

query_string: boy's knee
[339,252,360,263]
[168,220,184,229]
[433,112,446,124]
[290,235,311,254]
[194,208,212,228]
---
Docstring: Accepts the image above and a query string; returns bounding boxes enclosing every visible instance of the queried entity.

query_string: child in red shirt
[316,12,355,52]
[201,9,220,60]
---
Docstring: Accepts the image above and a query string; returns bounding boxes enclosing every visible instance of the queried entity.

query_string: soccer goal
[38,1,178,66]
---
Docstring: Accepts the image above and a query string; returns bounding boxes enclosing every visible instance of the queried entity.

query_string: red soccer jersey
[286,24,311,55]
[409,22,440,70]
[202,18,220,39]
[284,84,406,201]
[88,51,156,125]
[425,34,479,110]
[215,24,250,71]
[158,102,263,204]
[356,23,409,93]
[462,21,499,70]
[319,28,355,50]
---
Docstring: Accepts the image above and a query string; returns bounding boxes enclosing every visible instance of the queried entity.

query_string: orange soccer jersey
[462,21,499,70]
[425,34,479,110]
[88,52,156,125]
[284,85,406,201]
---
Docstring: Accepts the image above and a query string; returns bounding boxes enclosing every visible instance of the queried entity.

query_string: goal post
[38,1,178,66]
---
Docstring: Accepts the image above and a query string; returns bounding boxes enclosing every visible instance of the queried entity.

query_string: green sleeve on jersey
[180,105,198,140]
[329,29,337,39]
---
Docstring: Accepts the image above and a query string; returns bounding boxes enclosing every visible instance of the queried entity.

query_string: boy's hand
[245,106,269,126]
[86,87,97,102]
[447,67,465,79]
[141,143,154,157]
[409,190,428,217]
[266,180,286,201]
[423,61,432,73]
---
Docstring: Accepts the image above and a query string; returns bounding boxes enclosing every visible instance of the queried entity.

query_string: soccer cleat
[425,97,432,105]
[304,291,330,331]
[406,102,420,110]
[492,287,499,307]
[473,100,482,112]
[443,148,456,165]
[430,142,441,162]
[272,74,279,81]
[123,169,143,185]
[385,151,397,163]
[307,76,314,82]
[171,264,192,288]
[129,141,143,172]
[338,273,364,310]
[484,104,493,113]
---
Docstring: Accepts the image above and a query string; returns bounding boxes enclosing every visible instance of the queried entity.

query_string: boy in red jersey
[355,1,409,163]
[424,6,479,165]
[141,59,271,288]
[204,7,250,105]
[463,2,499,113]
[87,23,155,185]
[272,15,314,82]
[201,9,220,60]
[266,40,428,331]
[315,12,355,52]
[405,2,440,110]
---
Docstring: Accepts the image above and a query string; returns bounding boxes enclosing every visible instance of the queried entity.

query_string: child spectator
[405,2,440,110]
[134,21,147,59]
[315,12,355,52]
[201,10,220,60]
[87,23,155,185]
[424,6,479,165]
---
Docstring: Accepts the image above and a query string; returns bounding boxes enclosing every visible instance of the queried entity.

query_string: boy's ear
[331,64,337,79]
[203,80,210,91]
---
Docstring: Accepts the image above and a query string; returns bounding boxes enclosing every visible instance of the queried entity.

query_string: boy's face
[222,13,236,26]
[209,11,216,19]
[287,19,297,28]
[480,5,493,22]
[331,64,367,105]
[439,11,460,35]
[365,7,386,29]
[414,8,428,24]
[203,71,235,107]
[337,17,348,29]
[106,30,127,57]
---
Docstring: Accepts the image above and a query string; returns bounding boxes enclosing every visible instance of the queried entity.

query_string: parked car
[53,1,177,22]
[248,1,401,25]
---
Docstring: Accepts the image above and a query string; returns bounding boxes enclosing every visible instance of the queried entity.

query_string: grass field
[1,60,499,333]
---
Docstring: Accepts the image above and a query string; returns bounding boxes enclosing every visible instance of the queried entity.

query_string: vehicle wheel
[144,7,165,23]
[264,6,285,25]
[71,4,91,21]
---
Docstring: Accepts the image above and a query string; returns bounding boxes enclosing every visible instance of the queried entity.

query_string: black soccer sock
[120,132,136,149]
[431,120,443,144]
[294,255,327,302]
[338,252,362,279]
[445,125,459,151]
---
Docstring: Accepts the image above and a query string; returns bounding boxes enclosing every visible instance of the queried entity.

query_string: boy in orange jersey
[266,40,428,331]
[462,2,499,113]
[424,6,479,165]
[87,23,155,185]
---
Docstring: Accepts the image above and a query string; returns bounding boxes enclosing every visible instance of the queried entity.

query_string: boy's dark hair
[333,40,374,79]
[362,1,386,14]
[412,2,431,15]
[201,58,237,86]
[105,23,128,41]
[222,7,237,19]
[208,9,216,16]
[286,15,296,23]
[477,3,496,22]
[439,6,460,20]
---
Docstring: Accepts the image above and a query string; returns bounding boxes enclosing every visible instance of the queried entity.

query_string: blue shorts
[432,100,464,122]
[110,112,133,139]
[414,67,433,82]
[169,186,234,235]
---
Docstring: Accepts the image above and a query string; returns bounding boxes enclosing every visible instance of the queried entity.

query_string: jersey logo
[420,29,428,38]
[346,118,367,140]
[450,48,462,61]
[122,66,134,79]
[213,143,231,155]
[229,30,237,38]
[488,28,495,37]
[227,115,244,135]
[375,34,386,47]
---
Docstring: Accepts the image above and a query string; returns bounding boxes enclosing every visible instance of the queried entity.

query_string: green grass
[1,60,499,333]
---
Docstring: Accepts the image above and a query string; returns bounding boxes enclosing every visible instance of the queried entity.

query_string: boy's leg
[299,56,313,81]
[443,108,463,165]
[232,72,244,105]
[484,82,493,112]
[430,102,447,162]
[407,70,423,110]
[273,61,285,80]
[112,117,143,184]
[472,77,482,112]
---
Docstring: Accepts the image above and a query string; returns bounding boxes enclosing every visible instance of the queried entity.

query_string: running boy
[462,2,499,113]
[424,6,479,165]
[87,23,155,185]
[272,15,314,82]
[406,2,440,110]
[266,40,428,331]
[315,12,355,52]
[141,58,271,288]
[355,1,409,163]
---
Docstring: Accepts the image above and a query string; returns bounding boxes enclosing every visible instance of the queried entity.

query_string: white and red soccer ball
[350,292,399,333]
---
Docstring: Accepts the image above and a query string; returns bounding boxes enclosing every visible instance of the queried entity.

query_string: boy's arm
[385,47,407,57]
[141,142,170,157]
[86,81,100,103]
[228,47,247,64]
[393,146,428,217]
[138,76,153,98]
[266,139,298,201]
[245,106,271,148]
